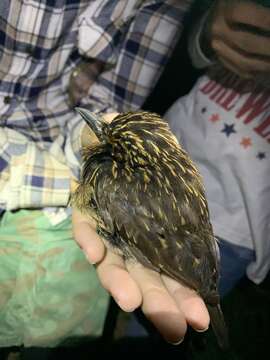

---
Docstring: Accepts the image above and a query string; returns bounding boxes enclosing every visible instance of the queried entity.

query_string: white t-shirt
[165,74,270,284]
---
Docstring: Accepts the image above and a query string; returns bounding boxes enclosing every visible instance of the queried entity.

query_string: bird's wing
[95,172,219,296]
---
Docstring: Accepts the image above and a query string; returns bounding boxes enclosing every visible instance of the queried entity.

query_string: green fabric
[0,210,109,348]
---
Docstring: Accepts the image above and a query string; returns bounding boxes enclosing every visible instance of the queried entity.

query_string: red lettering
[236,93,270,124]
[254,115,270,143]
[200,78,241,111]
[210,85,227,102]
[200,79,233,105]
[220,90,241,111]
[200,80,218,94]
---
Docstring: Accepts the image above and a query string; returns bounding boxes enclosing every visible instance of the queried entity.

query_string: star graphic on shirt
[221,123,236,137]
[257,152,266,160]
[209,113,220,122]
[240,137,252,149]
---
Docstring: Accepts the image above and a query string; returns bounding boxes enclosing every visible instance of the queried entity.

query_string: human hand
[202,0,270,82]
[68,59,104,107]
[72,208,210,344]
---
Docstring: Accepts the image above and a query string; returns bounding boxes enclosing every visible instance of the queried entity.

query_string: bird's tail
[207,303,229,350]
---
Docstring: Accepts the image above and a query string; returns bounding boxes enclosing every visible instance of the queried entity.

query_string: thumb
[72,209,106,264]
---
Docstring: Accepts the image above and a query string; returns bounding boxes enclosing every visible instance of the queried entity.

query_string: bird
[71,107,229,349]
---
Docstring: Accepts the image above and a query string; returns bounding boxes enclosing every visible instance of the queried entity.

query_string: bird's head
[75,107,182,169]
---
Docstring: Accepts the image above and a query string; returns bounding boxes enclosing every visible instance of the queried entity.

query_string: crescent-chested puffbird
[71,108,229,350]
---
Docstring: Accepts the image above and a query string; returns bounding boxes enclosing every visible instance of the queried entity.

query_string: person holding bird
[0,0,269,358]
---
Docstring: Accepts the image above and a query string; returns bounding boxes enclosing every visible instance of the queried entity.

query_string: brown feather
[71,110,229,349]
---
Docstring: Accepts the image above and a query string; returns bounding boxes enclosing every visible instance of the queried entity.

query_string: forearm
[76,0,191,112]
[0,128,72,210]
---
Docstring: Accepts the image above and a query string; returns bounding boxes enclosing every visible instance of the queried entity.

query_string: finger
[102,113,119,123]
[72,210,105,264]
[219,30,270,59]
[162,275,210,333]
[212,38,270,76]
[227,1,270,34]
[96,251,142,312]
[211,2,270,65]
[126,262,187,344]
[218,55,252,79]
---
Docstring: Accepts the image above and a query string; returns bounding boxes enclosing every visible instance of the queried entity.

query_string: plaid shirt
[0,0,191,214]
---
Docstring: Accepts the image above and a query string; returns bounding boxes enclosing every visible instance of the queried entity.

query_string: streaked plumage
[71,108,228,349]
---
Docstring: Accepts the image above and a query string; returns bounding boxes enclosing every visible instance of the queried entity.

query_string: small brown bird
[71,108,228,349]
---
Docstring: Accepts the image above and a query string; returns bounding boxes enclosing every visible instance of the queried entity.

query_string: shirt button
[4,96,11,104]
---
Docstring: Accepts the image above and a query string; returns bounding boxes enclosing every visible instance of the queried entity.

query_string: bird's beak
[75,107,105,140]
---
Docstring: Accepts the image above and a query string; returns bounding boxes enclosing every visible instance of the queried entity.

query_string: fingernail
[83,251,96,265]
[113,298,136,313]
[195,326,209,333]
[116,302,136,313]
[169,337,184,346]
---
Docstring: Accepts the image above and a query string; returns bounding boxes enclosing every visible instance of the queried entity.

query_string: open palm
[72,209,210,344]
